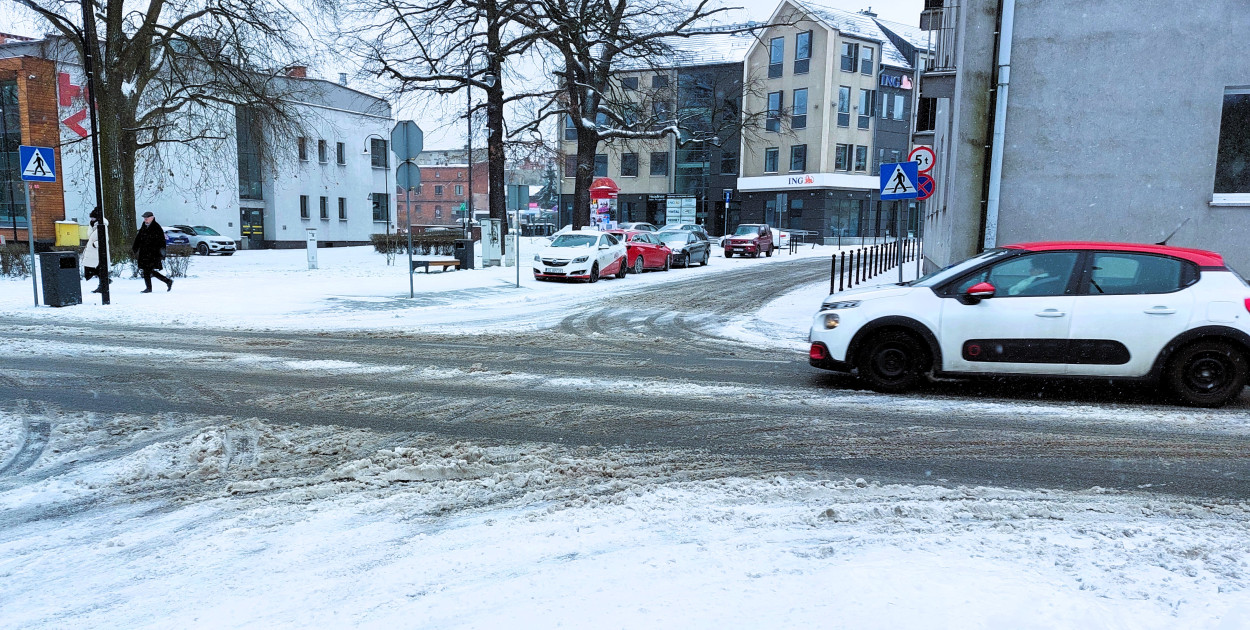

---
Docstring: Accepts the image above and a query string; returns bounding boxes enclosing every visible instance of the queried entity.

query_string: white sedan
[533,229,628,282]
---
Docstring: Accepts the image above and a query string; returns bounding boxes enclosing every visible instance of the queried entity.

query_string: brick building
[0,51,65,244]
[396,161,487,229]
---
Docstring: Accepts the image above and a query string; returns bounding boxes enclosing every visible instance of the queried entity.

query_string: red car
[724,223,774,258]
[607,229,672,273]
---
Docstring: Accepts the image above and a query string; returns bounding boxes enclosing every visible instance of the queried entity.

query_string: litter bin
[454,238,475,270]
[39,251,82,307]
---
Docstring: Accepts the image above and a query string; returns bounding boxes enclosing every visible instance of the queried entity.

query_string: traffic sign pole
[26,183,36,306]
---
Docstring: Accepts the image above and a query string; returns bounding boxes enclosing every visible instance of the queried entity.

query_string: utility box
[55,221,80,246]
[453,238,475,270]
[39,251,81,307]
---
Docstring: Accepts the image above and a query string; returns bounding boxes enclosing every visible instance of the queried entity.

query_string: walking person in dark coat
[132,211,173,293]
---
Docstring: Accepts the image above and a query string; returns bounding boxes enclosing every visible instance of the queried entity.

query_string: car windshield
[658,233,688,244]
[550,234,596,248]
[909,248,1011,287]
[733,225,760,236]
[194,226,220,236]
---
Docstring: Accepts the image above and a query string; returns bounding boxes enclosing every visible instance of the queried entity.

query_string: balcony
[919,0,958,99]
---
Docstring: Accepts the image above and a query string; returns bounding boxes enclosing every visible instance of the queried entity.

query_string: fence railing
[829,238,922,294]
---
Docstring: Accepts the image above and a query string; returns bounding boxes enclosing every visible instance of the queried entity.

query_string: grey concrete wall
[996,0,1250,271]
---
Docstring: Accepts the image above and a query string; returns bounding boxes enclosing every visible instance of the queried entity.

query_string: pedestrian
[82,207,106,294]
[132,211,173,293]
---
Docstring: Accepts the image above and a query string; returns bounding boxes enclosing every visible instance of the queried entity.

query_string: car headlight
[822,313,840,329]
[820,299,861,310]
[533,254,541,262]
[573,255,589,263]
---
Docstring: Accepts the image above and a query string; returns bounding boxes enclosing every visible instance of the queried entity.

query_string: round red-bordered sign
[916,174,935,200]
[908,146,936,174]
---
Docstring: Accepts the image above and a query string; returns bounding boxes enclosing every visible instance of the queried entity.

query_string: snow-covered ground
[0,238,836,333]
[3,409,1250,629]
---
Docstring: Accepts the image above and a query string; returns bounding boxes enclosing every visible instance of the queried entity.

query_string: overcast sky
[1,0,924,151]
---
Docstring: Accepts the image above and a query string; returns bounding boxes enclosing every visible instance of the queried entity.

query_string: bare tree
[17,0,322,260]
[350,0,548,251]
[511,0,764,229]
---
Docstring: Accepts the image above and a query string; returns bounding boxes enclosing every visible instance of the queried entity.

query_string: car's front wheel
[724,251,733,258]
[196,242,209,256]
[615,257,627,279]
[855,330,927,393]
[588,263,599,283]
[1166,341,1249,407]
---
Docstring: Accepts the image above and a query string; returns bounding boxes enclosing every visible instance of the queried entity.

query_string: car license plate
[544,267,563,274]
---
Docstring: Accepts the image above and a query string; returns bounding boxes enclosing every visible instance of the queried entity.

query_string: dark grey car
[656,230,710,267]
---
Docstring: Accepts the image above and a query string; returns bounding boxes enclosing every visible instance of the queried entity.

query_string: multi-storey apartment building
[557,28,755,236]
[737,1,928,240]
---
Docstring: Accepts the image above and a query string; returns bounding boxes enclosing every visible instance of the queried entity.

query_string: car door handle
[1035,310,1066,318]
[1144,307,1176,315]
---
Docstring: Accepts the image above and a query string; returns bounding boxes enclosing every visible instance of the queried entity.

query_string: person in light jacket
[132,211,173,293]
[81,207,105,294]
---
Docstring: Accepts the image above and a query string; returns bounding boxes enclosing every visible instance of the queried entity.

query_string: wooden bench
[411,258,461,273]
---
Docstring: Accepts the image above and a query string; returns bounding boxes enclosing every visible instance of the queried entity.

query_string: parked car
[808,241,1250,407]
[164,229,190,246]
[659,223,709,241]
[770,228,790,248]
[723,223,774,258]
[171,224,237,256]
[606,229,672,273]
[657,230,711,268]
[618,222,658,232]
[533,229,628,282]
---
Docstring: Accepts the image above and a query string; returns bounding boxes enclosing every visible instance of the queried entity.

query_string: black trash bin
[453,238,475,270]
[39,251,82,307]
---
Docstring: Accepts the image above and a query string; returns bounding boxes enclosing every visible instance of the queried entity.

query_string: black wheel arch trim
[1148,326,1250,380]
[847,316,942,372]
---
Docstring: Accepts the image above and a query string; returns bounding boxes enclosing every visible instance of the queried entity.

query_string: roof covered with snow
[795,1,914,70]
[615,26,762,71]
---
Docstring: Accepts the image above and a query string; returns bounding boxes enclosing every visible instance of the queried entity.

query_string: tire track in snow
[0,420,50,477]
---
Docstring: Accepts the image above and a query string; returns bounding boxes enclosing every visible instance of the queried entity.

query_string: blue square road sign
[18,146,56,183]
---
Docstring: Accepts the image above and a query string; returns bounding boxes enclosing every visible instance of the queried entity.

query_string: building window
[455,184,464,196]
[840,42,858,73]
[860,46,874,74]
[297,137,308,161]
[650,152,669,176]
[434,185,444,196]
[234,106,263,201]
[651,101,672,130]
[764,147,779,173]
[854,145,868,172]
[338,197,346,220]
[317,139,328,163]
[564,115,577,141]
[794,31,812,75]
[622,76,639,91]
[858,89,873,129]
[652,74,668,89]
[916,97,937,132]
[300,195,309,219]
[720,151,738,175]
[622,152,639,177]
[792,88,808,129]
[319,195,329,219]
[790,144,807,172]
[0,80,29,230]
[835,144,850,171]
[565,155,577,178]
[893,94,905,121]
[336,142,346,165]
[838,86,851,127]
[766,91,782,132]
[435,206,443,219]
[594,154,608,177]
[1215,87,1250,194]
[769,37,784,79]
[372,193,389,221]
[370,138,388,168]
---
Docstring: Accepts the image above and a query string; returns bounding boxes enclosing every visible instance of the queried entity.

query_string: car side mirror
[963,281,996,304]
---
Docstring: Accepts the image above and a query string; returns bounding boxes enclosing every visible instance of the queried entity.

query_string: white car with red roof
[808,241,1250,407]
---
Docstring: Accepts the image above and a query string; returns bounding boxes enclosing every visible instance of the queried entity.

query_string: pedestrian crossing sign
[18,146,56,183]
[879,161,918,200]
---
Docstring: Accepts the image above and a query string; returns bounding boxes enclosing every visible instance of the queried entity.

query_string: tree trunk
[484,5,508,253]
[95,88,135,264]
[572,127,597,229]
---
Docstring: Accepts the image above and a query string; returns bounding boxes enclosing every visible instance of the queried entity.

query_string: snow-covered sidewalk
[0,238,837,333]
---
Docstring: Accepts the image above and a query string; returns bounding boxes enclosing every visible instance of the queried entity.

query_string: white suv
[808,242,1250,407]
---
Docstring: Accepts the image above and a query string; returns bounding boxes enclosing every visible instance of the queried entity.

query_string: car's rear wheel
[856,330,927,393]
[615,257,627,278]
[196,242,209,256]
[633,256,645,274]
[1166,341,1249,407]
[701,249,709,266]
[589,263,599,283]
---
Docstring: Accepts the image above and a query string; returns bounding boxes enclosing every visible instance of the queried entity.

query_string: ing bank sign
[787,175,815,186]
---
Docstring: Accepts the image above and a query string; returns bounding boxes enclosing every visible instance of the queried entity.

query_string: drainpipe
[982,0,1016,250]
